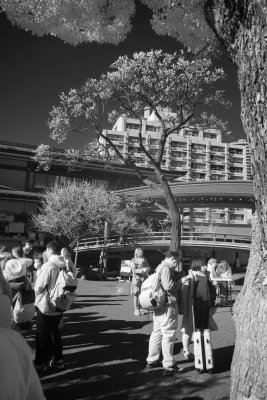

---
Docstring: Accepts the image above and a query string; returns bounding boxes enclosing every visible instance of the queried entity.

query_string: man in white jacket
[146,250,185,377]
[34,241,66,373]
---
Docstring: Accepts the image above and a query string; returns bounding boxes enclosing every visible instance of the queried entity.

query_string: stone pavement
[26,277,243,400]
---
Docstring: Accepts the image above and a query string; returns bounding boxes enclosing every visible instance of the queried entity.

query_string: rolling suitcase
[193,329,214,373]
[192,287,214,373]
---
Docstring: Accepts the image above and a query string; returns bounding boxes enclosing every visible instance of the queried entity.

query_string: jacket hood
[49,254,67,269]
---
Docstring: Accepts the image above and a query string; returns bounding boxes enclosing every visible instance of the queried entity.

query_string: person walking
[34,241,67,373]
[146,250,184,376]
[131,248,151,316]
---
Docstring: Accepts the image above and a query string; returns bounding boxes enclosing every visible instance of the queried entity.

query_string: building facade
[101,110,252,226]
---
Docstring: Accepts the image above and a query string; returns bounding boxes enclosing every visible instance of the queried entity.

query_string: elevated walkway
[76,231,251,253]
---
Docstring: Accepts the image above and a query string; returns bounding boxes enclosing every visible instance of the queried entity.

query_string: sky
[0,2,245,151]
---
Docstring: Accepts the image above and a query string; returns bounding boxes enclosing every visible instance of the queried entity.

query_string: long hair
[190,258,205,272]
[134,248,144,260]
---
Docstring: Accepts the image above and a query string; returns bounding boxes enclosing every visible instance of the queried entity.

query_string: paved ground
[26,275,244,400]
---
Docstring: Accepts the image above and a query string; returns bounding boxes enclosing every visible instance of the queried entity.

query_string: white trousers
[146,303,178,369]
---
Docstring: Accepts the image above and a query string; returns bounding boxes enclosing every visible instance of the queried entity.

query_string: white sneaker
[134,310,141,316]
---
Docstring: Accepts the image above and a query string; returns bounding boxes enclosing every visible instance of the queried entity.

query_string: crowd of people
[0,237,235,396]
[0,239,78,399]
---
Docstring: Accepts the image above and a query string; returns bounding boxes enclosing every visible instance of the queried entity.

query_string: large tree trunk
[154,170,181,251]
[205,1,267,398]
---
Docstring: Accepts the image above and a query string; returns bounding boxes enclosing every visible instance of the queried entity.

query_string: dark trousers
[35,308,62,365]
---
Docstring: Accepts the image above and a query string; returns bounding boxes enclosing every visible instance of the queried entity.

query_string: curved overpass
[116,180,255,210]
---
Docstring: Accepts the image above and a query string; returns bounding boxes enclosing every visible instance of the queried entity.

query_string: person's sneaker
[34,362,48,374]
[163,365,184,377]
[50,359,65,369]
[146,361,162,369]
[139,309,147,315]
[134,310,141,316]
[183,350,194,361]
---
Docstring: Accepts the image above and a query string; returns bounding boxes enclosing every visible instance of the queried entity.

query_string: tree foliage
[41,50,229,171]
[35,49,230,250]
[32,181,144,240]
[0,0,135,45]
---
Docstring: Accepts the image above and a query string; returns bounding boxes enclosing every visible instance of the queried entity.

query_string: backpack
[138,264,166,311]
[13,285,35,324]
[49,270,78,312]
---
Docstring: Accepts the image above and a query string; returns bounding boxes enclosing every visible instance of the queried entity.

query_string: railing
[76,231,251,252]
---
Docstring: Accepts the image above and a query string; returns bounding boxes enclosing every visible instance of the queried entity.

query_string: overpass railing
[76,231,251,252]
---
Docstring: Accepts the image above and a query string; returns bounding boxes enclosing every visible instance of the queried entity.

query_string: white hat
[3,259,27,281]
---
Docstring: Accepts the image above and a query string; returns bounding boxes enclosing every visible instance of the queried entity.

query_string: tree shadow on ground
[39,311,231,400]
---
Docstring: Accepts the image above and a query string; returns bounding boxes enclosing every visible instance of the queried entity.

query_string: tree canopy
[32,181,144,241]
[0,1,217,50]
[36,49,230,250]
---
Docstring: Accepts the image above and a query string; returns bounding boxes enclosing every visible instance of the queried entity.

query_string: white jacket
[34,255,66,316]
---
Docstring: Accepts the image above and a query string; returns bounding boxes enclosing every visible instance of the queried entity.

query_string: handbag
[13,289,35,324]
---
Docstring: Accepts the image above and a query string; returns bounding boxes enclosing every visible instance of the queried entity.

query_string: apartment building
[101,110,252,225]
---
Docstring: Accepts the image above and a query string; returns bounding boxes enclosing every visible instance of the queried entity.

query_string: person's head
[164,250,179,269]
[61,247,70,258]
[24,240,33,250]
[207,258,217,269]
[46,241,61,258]
[33,253,43,270]
[190,258,206,272]
[218,260,230,271]
[11,246,23,259]
[134,248,144,259]
[0,245,9,255]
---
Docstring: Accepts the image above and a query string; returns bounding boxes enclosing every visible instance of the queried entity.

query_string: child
[33,253,44,278]
[181,258,217,360]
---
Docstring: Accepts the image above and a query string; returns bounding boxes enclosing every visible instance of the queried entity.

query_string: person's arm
[34,265,51,297]
[160,266,178,295]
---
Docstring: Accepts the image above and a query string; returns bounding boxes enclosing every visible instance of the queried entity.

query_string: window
[128,137,139,144]
[230,167,243,173]
[229,148,243,155]
[107,134,124,142]
[184,130,199,138]
[210,145,225,152]
[150,139,159,146]
[192,162,206,169]
[146,125,161,132]
[211,165,225,171]
[231,157,243,164]
[210,155,225,162]
[192,144,206,150]
[171,151,187,158]
[125,123,140,130]
[171,161,187,167]
[203,132,218,140]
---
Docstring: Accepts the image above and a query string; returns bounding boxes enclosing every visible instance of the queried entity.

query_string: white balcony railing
[75,231,251,253]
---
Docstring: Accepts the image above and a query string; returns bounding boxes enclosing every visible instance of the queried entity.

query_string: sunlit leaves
[32,181,145,240]
[0,0,135,45]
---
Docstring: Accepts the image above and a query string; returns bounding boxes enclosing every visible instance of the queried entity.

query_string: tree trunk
[154,170,181,251]
[205,1,267,398]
